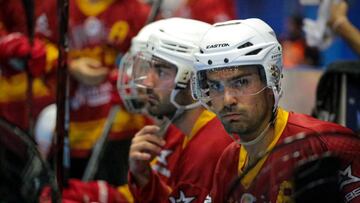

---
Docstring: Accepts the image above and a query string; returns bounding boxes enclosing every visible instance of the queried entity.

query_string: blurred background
[236,0,360,67]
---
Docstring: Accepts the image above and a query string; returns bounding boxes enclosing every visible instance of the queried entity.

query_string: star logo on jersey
[156,149,172,165]
[169,191,195,203]
[339,165,360,189]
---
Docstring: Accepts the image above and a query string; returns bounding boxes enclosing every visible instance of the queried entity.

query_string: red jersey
[129,110,234,203]
[0,0,55,130]
[0,0,46,35]
[0,0,27,35]
[205,108,359,203]
[172,0,236,24]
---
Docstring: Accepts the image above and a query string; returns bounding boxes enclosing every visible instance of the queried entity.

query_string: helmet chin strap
[154,88,201,136]
[235,122,271,146]
[170,88,202,111]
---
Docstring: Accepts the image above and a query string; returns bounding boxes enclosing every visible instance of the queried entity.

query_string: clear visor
[192,65,268,112]
[117,52,178,112]
[117,53,147,112]
[132,52,177,91]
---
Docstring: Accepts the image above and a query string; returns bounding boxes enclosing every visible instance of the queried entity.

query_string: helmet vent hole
[161,42,190,53]
[245,48,262,56]
[214,21,241,27]
[200,49,204,54]
[237,42,253,49]
[208,60,212,65]
[224,58,229,63]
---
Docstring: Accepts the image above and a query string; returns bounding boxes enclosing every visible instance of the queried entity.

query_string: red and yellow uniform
[172,0,236,24]
[129,110,234,203]
[0,0,55,130]
[38,0,151,183]
[205,108,358,203]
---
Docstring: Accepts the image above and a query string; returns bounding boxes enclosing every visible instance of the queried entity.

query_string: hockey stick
[146,0,163,24]
[21,0,35,138]
[82,105,120,181]
[55,0,70,193]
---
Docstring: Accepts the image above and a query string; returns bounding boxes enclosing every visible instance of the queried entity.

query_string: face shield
[117,52,147,113]
[121,52,178,118]
[192,65,269,114]
[132,52,177,93]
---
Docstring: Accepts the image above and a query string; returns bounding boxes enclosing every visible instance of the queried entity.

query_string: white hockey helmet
[117,19,172,113]
[129,19,172,55]
[140,17,211,110]
[192,18,283,112]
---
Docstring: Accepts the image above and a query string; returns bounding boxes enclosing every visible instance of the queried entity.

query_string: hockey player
[37,0,152,184]
[61,19,177,203]
[191,18,359,202]
[117,18,175,114]
[127,18,233,202]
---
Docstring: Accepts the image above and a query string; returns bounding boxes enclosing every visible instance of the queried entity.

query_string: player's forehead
[205,65,259,81]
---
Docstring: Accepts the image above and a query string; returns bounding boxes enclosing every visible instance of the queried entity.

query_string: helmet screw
[208,60,212,65]
[224,58,229,63]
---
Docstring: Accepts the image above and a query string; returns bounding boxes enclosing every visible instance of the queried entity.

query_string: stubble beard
[221,109,269,142]
[147,100,177,119]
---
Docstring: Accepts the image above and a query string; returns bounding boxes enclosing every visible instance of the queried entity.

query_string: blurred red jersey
[172,0,236,23]
[38,0,151,158]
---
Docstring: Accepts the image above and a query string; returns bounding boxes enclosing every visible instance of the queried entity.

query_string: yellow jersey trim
[70,110,145,149]
[238,108,289,189]
[117,184,134,203]
[76,0,115,16]
[0,73,51,103]
[111,110,146,133]
[182,110,216,149]
[69,118,106,149]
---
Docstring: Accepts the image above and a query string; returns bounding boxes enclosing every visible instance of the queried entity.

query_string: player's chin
[147,107,162,117]
[222,120,248,134]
